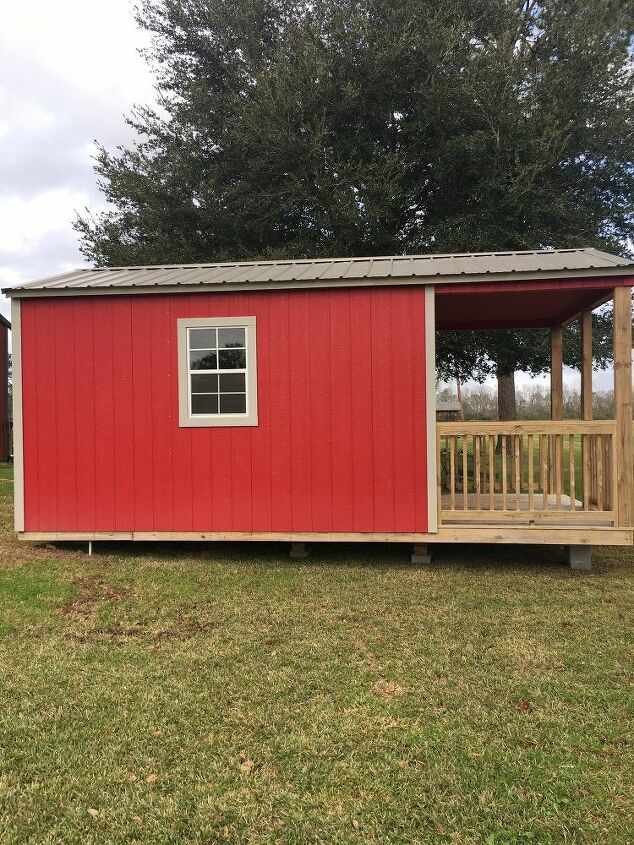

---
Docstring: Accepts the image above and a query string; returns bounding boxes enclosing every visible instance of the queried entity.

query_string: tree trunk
[497,371,516,454]
[497,371,517,420]
[456,378,463,420]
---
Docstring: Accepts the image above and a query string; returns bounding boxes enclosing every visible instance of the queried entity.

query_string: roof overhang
[435,276,633,330]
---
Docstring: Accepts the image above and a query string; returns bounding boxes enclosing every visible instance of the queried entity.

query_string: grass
[0,466,631,843]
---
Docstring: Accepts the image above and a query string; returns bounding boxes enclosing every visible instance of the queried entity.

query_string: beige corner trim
[11,298,24,531]
[425,286,437,532]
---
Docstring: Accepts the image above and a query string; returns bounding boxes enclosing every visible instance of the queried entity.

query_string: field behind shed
[0,463,631,845]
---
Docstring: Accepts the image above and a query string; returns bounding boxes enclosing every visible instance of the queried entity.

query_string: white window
[177,317,258,427]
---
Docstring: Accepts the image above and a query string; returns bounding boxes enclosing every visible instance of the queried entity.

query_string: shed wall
[20,287,430,534]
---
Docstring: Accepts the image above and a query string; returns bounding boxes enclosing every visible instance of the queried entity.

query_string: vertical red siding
[20,286,430,534]
[330,291,354,531]
[268,294,292,531]
[350,293,374,531]
[111,297,135,530]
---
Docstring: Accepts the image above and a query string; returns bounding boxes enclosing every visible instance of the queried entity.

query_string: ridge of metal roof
[4,248,633,297]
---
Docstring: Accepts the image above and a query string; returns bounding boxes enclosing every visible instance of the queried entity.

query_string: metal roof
[4,248,633,297]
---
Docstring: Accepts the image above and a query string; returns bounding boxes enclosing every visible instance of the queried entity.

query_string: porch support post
[581,311,593,421]
[550,326,564,493]
[550,326,564,420]
[613,286,633,527]
[580,311,593,507]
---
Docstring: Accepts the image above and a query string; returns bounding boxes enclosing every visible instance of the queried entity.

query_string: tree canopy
[76,0,633,266]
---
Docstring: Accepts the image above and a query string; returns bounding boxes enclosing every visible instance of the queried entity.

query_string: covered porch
[434,276,633,541]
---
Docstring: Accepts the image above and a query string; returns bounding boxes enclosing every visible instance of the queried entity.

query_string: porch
[433,280,633,540]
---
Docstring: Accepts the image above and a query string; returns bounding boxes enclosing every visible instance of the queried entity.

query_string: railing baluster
[603,435,610,510]
[501,436,508,510]
[488,435,495,510]
[555,434,564,511]
[528,434,534,511]
[449,437,457,511]
[462,435,468,510]
[582,432,590,510]
[474,435,481,510]
[596,435,604,510]
[541,434,548,510]
[514,435,521,511]
[569,433,576,510]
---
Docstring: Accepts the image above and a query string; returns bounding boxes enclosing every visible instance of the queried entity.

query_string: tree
[75,0,633,399]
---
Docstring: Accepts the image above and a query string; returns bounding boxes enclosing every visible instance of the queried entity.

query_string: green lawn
[0,465,632,844]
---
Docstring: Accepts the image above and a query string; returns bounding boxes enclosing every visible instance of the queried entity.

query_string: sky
[0,0,155,322]
[0,0,613,391]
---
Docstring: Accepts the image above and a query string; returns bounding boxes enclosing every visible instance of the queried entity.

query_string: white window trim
[177,316,258,427]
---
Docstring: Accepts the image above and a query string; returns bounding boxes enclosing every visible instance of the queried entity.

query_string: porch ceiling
[434,276,631,330]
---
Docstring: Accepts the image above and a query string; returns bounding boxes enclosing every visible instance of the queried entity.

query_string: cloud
[0,0,155,309]
[0,43,149,200]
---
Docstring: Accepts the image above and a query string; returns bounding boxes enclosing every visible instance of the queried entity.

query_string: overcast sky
[0,0,154,322]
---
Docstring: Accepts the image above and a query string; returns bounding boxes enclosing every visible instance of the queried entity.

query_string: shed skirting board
[17,528,634,545]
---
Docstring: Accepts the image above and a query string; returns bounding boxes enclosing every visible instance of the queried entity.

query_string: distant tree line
[438,384,615,421]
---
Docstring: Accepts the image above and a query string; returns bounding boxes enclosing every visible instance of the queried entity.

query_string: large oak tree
[76,0,633,408]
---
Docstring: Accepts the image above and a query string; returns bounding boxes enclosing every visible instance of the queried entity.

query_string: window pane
[218,327,245,349]
[191,393,219,414]
[191,373,218,393]
[218,348,246,369]
[219,373,245,392]
[220,393,246,413]
[189,328,216,349]
[190,350,218,370]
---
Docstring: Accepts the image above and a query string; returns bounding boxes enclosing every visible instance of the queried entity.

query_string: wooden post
[613,287,633,526]
[581,311,593,508]
[581,311,593,421]
[550,326,564,492]
[551,326,564,420]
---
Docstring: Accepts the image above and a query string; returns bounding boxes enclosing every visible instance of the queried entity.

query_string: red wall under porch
[20,287,430,534]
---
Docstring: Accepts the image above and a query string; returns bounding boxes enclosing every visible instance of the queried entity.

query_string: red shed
[5,249,634,566]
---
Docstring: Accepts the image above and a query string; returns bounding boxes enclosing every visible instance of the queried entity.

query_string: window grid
[187,326,248,417]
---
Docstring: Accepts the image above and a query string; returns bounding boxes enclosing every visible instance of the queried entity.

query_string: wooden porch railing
[436,420,617,525]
